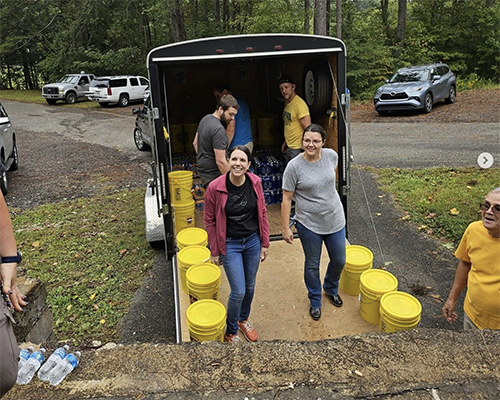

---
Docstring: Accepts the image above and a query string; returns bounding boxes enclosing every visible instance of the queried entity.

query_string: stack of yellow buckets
[169,170,195,234]
[176,227,225,342]
[340,245,422,333]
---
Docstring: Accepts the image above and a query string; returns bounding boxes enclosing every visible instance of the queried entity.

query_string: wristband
[0,251,22,264]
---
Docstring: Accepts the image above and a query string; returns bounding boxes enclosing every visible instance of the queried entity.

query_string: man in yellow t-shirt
[442,187,500,330]
[278,76,311,162]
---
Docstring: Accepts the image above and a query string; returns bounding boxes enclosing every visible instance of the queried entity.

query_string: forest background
[0,0,498,100]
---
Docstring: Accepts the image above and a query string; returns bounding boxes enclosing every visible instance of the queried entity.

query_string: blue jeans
[296,222,346,309]
[221,231,262,335]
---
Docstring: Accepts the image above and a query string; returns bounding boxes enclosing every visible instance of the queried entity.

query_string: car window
[130,78,139,86]
[139,77,149,86]
[437,66,449,75]
[110,79,127,88]
[390,70,428,83]
[79,76,89,85]
[0,104,7,118]
[90,79,110,88]
[58,75,79,84]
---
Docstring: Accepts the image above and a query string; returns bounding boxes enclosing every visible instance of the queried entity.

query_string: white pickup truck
[42,72,95,105]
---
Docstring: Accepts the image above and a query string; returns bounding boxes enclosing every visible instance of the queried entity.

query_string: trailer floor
[180,211,379,342]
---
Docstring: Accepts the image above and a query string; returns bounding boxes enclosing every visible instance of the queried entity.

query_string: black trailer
[146,33,350,261]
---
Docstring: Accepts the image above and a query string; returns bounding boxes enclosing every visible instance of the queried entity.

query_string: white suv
[86,75,149,107]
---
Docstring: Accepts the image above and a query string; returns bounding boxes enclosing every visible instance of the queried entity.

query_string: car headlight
[407,86,423,94]
[59,88,64,94]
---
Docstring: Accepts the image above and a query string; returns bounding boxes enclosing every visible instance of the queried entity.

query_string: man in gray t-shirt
[193,94,239,186]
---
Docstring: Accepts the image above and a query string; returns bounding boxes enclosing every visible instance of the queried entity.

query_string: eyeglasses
[480,203,500,214]
[302,139,323,146]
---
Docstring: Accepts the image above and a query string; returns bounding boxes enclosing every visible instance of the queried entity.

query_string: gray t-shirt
[282,148,345,234]
[196,114,228,184]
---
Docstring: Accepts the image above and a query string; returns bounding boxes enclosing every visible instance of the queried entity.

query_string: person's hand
[211,255,222,266]
[442,298,458,323]
[281,142,287,154]
[1,265,27,312]
[260,247,269,262]
[282,228,294,244]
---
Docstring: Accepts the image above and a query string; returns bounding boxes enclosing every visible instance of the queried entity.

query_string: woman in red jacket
[204,145,270,342]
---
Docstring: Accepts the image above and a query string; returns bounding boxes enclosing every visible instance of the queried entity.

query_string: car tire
[423,93,433,113]
[65,92,77,104]
[302,59,333,115]
[445,85,456,104]
[134,128,150,151]
[118,94,130,107]
[9,143,19,171]
[46,99,57,105]
[0,166,7,196]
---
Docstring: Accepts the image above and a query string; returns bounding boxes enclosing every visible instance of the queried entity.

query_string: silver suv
[0,101,19,195]
[373,63,456,115]
[86,75,149,107]
[42,72,95,105]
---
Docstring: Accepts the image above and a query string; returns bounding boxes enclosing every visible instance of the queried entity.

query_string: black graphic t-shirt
[225,174,259,239]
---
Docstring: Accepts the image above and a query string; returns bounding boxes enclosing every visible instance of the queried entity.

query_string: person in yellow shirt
[442,187,500,330]
[278,76,311,162]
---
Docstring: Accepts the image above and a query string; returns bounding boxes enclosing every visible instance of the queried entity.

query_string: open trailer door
[146,33,350,257]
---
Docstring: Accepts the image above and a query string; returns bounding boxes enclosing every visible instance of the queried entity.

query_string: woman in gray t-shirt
[281,124,346,321]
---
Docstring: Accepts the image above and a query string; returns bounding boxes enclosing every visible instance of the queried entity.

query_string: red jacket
[204,172,270,257]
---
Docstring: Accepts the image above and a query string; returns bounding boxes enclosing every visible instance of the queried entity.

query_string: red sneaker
[238,319,258,342]
[224,333,242,343]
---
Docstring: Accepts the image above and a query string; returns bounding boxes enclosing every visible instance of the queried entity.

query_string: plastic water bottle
[16,348,46,384]
[17,347,33,374]
[37,345,70,381]
[48,351,81,386]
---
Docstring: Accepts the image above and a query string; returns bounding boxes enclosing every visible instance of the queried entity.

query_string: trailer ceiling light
[216,49,224,54]
[274,45,283,51]
[246,47,254,52]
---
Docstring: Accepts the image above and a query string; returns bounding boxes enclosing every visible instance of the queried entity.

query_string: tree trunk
[395,0,406,44]
[381,0,390,43]
[336,0,341,39]
[214,0,220,24]
[314,0,327,36]
[169,0,186,42]
[304,0,310,34]
[326,0,331,35]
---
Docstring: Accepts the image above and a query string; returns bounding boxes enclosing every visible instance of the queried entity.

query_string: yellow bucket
[380,291,422,333]
[169,170,193,205]
[168,124,184,154]
[186,263,221,304]
[339,245,374,296]
[256,116,279,147]
[359,269,398,325]
[176,227,208,250]
[186,299,226,342]
[177,245,211,294]
[173,200,195,234]
[183,123,198,152]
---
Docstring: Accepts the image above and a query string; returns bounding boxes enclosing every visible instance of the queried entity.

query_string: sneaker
[224,333,242,343]
[238,319,258,342]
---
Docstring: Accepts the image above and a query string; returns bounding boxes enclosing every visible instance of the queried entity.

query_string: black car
[132,92,153,151]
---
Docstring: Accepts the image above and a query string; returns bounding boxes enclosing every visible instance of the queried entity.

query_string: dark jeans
[296,222,346,308]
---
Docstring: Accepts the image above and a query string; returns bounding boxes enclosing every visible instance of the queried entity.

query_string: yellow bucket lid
[346,245,374,270]
[168,170,192,179]
[380,291,422,321]
[178,245,211,267]
[177,227,207,248]
[186,263,221,285]
[187,299,226,329]
[360,269,398,294]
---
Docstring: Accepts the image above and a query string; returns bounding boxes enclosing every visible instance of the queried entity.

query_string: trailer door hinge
[152,107,160,119]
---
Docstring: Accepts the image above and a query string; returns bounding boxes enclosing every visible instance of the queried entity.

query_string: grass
[12,188,156,344]
[0,89,102,109]
[370,166,500,247]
